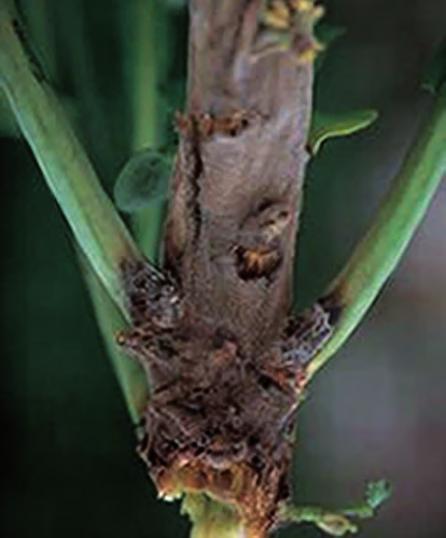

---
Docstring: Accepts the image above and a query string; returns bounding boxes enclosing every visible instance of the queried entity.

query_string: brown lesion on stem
[283,303,334,369]
[117,262,334,536]
[117,1,328,536]
[319,287,348,328]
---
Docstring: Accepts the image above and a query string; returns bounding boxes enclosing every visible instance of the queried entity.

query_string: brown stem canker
[118,1,330,536]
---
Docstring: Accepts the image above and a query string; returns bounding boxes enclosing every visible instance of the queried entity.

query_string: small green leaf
[423,39,446,94]
[114,149,172,213]
[308,109,378,155]
[365,480,392,510]
[315,22,346,72]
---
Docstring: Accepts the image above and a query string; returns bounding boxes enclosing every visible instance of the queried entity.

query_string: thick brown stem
[119,1,326,536]
[164,0,317,353]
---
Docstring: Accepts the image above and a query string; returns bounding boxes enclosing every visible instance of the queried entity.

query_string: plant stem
[282,480,391,536]
[123,0,167,261]
[307,84,446,380]
[182,494,248,538]
[0,0,143,320]
[80,252,148,424]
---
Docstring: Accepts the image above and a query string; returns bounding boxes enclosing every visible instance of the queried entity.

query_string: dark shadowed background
[1,1,445,537]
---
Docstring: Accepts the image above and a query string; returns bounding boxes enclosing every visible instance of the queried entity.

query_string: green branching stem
[0,0,143,321]
[281,480,392,536]
[282,505,358,536]
[308,83,446,381]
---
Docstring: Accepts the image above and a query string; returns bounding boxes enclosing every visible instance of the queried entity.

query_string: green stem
[0,1,143,320]
[283,505,358,536]
[282,480,391,536]
[182,494,248,538]
[308,85,446,380]
[122,0,167,261]
[80,252,148,424]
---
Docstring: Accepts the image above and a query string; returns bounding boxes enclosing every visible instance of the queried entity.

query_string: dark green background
[1,1,446,537]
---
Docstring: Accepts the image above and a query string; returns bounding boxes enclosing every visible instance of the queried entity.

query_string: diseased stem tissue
[2,0,444,535]
[118,1,333,536]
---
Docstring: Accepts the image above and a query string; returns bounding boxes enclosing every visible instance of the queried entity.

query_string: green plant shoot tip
[365,479,392,510]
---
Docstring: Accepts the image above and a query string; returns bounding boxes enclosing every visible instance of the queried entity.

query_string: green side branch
[281,480,392,536]
[0,0,143,321]
[308,82,446,380]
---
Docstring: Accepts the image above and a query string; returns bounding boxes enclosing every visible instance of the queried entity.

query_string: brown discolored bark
[119,1,332,536]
